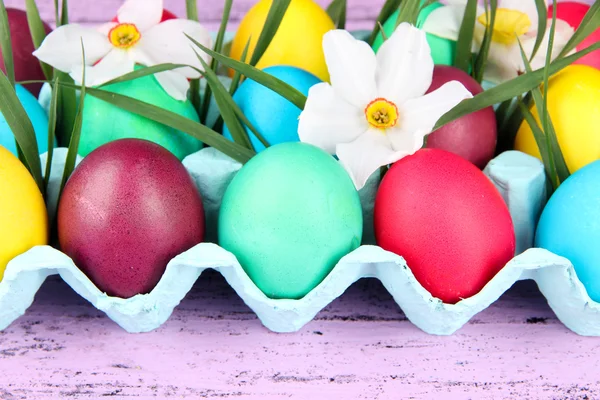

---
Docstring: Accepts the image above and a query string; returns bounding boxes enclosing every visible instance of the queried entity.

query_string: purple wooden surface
[1,274,599,399]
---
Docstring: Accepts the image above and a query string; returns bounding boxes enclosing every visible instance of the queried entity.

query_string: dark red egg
[111,9,178,23]
[58,139,205,298]
[1,8,51,96]
[374,148,515,304]
[549,2,600,70]
[425,65,497,169]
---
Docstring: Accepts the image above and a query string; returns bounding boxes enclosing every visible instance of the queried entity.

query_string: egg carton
[1,148,599,336]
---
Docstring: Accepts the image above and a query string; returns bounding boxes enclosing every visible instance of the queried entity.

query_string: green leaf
[327,0,347,29]
[189,78,201,115]
[44,77,59,192]
[229,38,251,95]
[186,0,199,21]
[249,0,291,66]
[473,0,497,83]
[454,0,478,73]
[55,71,78,146]
[60,0,68,26]
[60,43,85,194]
[395,0,421,27]
[53,0,59,25]
[25,0,52,81]
[188,36,307,110]
[0,72,43,191]
[0,0,15,87]
[435,40,600,129]
[367,0,401,45]
[57,81,255,163]
[100,63,189,86]
[530,0,548,61]
[557,0,599,58]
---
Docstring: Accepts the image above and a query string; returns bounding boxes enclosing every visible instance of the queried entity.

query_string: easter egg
[223,66,321,152]
[219,142,362,299]
[1,9,51,96]
[374,149,515,304]
[230,0,334,82]
[425,66,497,169]
[58,139,205,298]
[0,146,48,281]
[536,160,600,302]
[372,3,456,66]
[549,2,600,70]
[514,65,600,173]
[80,68,202,160]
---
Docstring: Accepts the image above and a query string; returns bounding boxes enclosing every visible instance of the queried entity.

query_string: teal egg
[372,3,456,66]
[79,68,202,160]
[536,160,600,302]
[219,142,363,299]
[0,84,49,155]
[223,66,321,152]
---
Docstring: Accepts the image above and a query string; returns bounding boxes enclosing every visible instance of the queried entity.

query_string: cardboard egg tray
[2,147,599,336]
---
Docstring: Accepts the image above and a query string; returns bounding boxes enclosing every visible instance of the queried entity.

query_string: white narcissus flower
[422,0,574,83]
[298,23,472,190]
[33,0,212,100]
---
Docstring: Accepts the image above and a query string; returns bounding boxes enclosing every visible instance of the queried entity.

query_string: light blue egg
[1,84,49,155]
[536,160,600,302]
[223,66,321,152]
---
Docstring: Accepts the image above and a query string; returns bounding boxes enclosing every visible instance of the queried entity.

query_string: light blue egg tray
[1,148,599,336]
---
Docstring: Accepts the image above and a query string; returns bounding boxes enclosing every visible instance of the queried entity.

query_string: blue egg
[0,84,49,155]
[223,66,321,152]
[536,160,600,302]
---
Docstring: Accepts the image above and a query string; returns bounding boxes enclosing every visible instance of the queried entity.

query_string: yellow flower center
[365,98,399,130]
[477,8,531,45]
[108,23,141,49]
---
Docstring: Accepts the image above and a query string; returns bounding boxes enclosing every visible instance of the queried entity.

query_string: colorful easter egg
[0,84,50,156]
[426,66,496,169]
[1,8,51,96]
[372,3,456,66]
[223,66,321,152]
[514,65,600,173]
[374,149,515,304]
[549,2,600,70]
[79,68,202,160]
[58,139,205,298]
[219,142,362,299]
[0,146,48,281]
[230,0,334,82]
[536,160,600,302]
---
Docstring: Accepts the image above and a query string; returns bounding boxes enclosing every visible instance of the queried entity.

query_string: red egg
[58,139,205,298]
[0,9,51,96]
[425,65,497,169]
[374,149,515,304]
[549,2,600,70]
[111,9,178,23]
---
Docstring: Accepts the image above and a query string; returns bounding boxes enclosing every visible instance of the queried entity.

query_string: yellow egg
[230,0,334,82]
[514,65,600,173]
[0,146,48,280]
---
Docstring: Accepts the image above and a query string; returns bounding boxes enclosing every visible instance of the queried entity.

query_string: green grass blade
[0,73,43,190]
[60,0,68,26]
[367,0,401,45]
[435,40,600,129]
[44,77,59,192]
[25,0,53,81]
[249,0,291,66]
[60,72,85,193]
[229,38,250,95]
[530,0,548,61]
[55,71,77,146]
[188,35,307,110]
[53,0,59,25]
[0,0,15,87]
[190,79,201,115]
[454,0,478,73]
[557,0,599,58]
[395,0,421,26]
[327,0,347,29]
[186,0,199,21]
[473,0,497,83]
[100,63,190,86]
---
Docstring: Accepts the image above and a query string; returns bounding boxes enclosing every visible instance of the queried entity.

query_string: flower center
[108,23,141,49]
[477,8,531,45]
[365,98,399,130]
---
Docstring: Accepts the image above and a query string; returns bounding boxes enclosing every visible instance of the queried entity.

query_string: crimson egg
[58,139,205,298]
[425,65,497,169]
[374,149,515,304]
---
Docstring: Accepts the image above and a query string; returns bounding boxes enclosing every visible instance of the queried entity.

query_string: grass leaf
[60,0,68,26]
[44,77,59,192]
[25,0,53,81]
[530,0,548,61]
[395,0,421,27]
[229,38,250,95]
[454,0,478,72]
[0,0,15,87]
[367,0,401,45]
[249,0,291,66]
[327,0,347,29]
[100,63,190,86]
[186,0,199,21]
[473,0,497,83]
[55,71,78,146]
[557,0,599,58]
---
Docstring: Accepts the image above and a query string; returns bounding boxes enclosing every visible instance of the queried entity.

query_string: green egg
[219,142,363,299]
[80,67,202,160]
[372,2,456,66]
